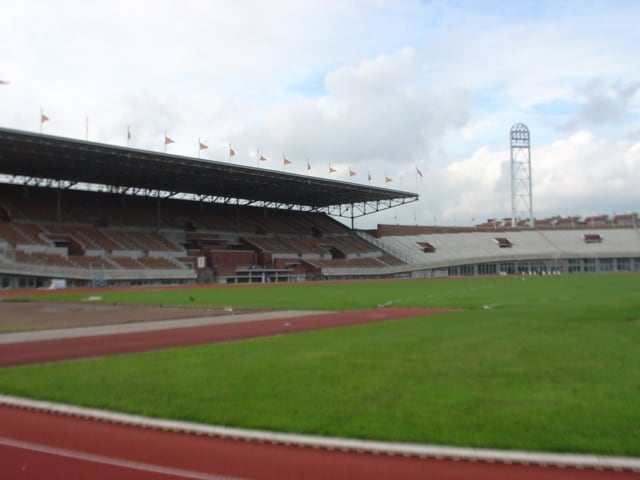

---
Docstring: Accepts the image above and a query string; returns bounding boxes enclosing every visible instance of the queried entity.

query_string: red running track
[2,405,638,480]
[0,308,450,367]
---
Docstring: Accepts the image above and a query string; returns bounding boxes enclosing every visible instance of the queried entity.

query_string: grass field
[1,274,639,456]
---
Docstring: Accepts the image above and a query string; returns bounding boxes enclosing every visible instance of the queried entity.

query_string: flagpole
[85,116,89,141]
[198,138,201,159]
[40,108,43,133]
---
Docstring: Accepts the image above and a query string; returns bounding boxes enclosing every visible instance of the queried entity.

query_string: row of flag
[205,136,423,182]
[38,110,425,183]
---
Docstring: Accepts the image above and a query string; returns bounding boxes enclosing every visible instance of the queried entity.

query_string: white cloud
[561,79,640,129]
[534,131,640,216]
[229,47,472,177]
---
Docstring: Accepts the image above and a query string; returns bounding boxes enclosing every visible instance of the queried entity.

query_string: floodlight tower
[510,123,533,227]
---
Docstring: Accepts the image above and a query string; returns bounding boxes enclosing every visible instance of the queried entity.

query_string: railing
[0,259,196,281]
[353,230,412,263]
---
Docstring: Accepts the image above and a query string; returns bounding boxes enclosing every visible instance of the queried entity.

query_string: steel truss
[0,174,418,222]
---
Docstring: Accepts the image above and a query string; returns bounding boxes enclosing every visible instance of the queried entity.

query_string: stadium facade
[0,128,638,289]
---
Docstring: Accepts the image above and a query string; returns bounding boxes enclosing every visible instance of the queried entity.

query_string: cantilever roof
[0,128,417,212]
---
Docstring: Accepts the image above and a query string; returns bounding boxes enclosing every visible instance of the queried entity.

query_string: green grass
[2,274,640,456]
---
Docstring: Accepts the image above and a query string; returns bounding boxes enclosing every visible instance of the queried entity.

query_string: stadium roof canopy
[0,127,417,219]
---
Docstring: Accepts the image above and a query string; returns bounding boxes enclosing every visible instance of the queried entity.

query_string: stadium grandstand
[0,127,417,288]
[355,215,640,279]
[1,127,639,289]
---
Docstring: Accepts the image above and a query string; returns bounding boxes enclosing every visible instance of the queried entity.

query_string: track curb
[1,394,639,472]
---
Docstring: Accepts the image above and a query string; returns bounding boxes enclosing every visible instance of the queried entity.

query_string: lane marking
[0,310,328,344]
[2,395,640,472]
[0,436,244,480]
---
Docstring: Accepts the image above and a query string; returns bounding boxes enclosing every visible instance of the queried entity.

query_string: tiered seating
[349,257,386,267]
[0,221,34,245]
[539,229,639,256]
[74,226,123,251]
[14,251,77,268]
[98,203,156,227]
[245,233,380,258]
[68,255,115,270]
[0,184,405,282]
[374,227,640,271]
[105,230,177,252]
[146,231,182,251]
[137,256,182,269]
[56,193,94,223]
[0,189,60,222]
[378,254,405,266]
[195,209,238,231]
[109,256,145,269]
[327,235,374,254]
[306,213,349,234]
[244,210,298,234]
[244,236,290,253]
[11,222,49,245]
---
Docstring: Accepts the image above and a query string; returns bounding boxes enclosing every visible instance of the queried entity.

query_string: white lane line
[2,395,640,472]
[0,310,328,344]
[0,436,244,480]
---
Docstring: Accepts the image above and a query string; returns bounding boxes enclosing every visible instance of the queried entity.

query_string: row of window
[444,257,640,277]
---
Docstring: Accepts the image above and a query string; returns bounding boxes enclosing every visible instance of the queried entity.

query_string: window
[583,233,603,244]
[417,241,436,253]
[478,263,497,275]
[495,237,513,248]
[599,258,614,272]
[618,258,631,271]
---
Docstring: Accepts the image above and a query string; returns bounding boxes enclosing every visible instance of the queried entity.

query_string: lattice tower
[510,123,533,227]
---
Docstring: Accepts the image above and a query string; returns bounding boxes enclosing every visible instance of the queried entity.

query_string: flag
[283,155,292,166]
[229,145,236,157]
[349,167,356,177]
[259,154,268,161]
[164,133,175,145]
[416,166,423,178]
[0,80,10,85]
[39,108,49,133]
[367,171,372,182]
[385,175,392,183]
[127,126,131,142]
[329,164,336,174]
[199,140,208,150]
[307,159,311,171]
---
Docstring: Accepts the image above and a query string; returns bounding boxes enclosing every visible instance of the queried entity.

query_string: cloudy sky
[1,0,638,228]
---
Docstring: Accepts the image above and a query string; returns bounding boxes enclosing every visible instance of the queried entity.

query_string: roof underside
[0,128,418,217]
